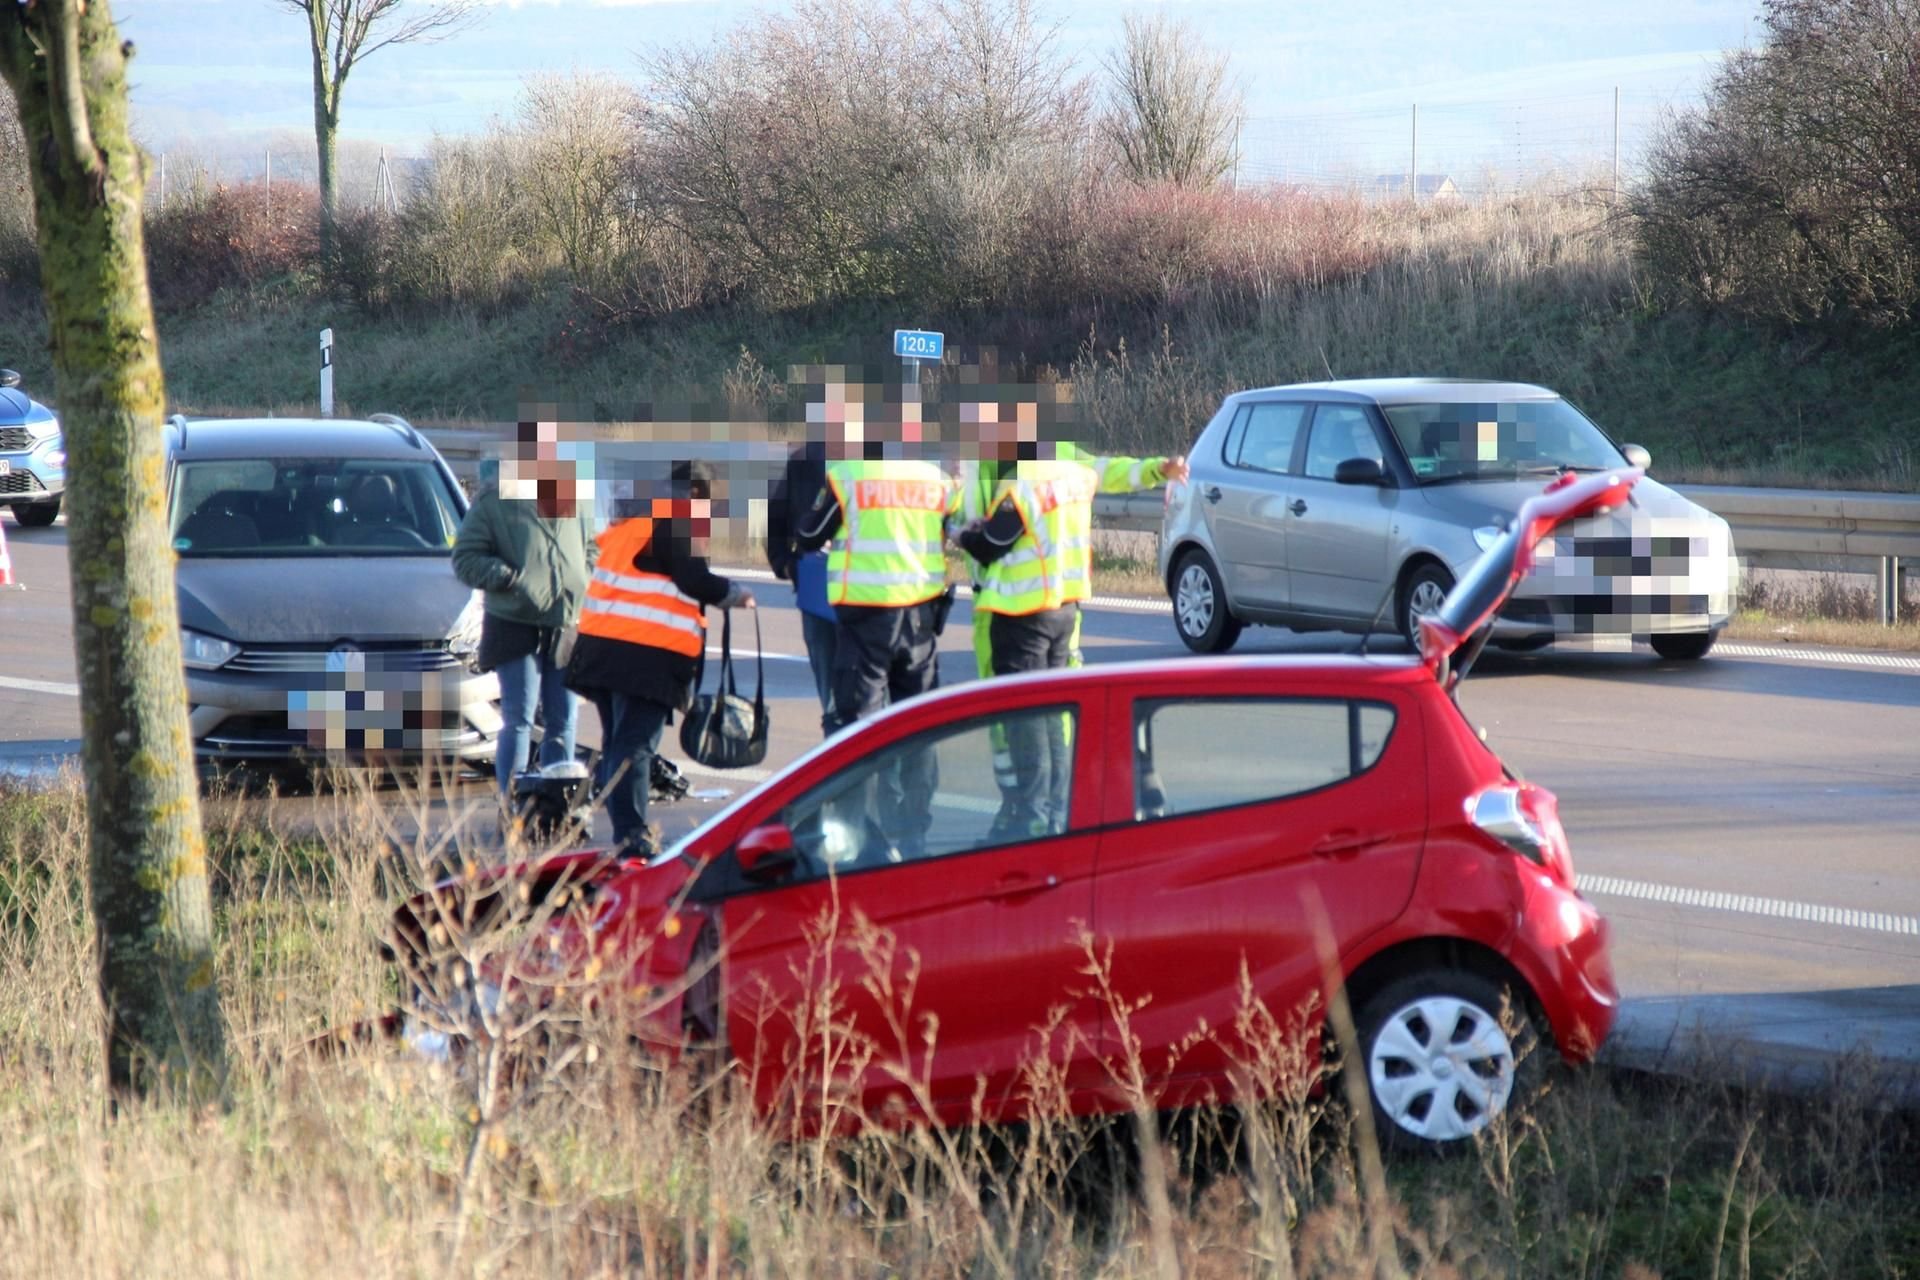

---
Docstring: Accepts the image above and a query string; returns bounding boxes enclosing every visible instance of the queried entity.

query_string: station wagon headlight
[180,629,240,670]
[447,590,484,664]
[25,418,58,441]
[1472,525,1505,552]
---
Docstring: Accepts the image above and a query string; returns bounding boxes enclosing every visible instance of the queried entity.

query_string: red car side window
[775,705,1081,877]
[1132,697,1397,822]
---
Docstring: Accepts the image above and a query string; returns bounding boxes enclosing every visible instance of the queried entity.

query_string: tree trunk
[1,0,227,1101]
[314,87,339,260]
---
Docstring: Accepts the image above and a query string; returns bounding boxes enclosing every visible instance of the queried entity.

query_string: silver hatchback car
[1160,379,1738,659]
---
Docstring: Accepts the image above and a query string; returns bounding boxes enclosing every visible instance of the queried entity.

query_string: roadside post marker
[320,328,334,418]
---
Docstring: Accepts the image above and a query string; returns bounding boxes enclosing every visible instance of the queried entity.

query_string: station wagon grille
[0,472,45,496]
[225,646,462,674]
[0,428,34,451]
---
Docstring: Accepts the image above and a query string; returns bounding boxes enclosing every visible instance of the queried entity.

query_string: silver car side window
[1303,405,1386,480]
[1231,403,1308,475]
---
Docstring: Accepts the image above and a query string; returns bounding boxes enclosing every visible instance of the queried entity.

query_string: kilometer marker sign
[894,329,944,361]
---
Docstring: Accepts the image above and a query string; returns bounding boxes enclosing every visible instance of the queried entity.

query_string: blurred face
[502,420,579,513]
[809,381,870,459]
[963,400,1037,461]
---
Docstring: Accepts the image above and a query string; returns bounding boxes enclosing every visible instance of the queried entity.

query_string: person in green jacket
[453,427,599,803]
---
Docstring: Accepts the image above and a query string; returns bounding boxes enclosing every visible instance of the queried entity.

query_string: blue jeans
[800,609,839,735]
[592,692,670,853]
[494,648,576,798]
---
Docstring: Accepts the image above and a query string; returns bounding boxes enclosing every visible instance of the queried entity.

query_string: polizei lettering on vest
[1031,473,1097,514]
[856,479,949,512]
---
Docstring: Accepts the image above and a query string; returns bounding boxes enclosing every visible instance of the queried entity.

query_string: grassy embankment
[1,773,1917,1276]
[6,194,1914,643]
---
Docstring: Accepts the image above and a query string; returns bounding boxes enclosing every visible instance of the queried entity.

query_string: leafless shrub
[1632,0,1920,326]
[388,129,540,308]
[635,0,1088,308]
[1100,12,1244,188]
[517,72,638,288]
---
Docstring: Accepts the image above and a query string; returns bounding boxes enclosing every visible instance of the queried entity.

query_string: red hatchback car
[392,471,1632,1151]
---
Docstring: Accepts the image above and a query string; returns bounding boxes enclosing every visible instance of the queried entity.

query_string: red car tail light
[1469,783,1574,886]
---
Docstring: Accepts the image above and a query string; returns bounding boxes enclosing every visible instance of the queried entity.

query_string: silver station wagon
[1159,379,1738,659]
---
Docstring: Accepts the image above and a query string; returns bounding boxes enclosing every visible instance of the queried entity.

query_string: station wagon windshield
[1380,399,1626,484]
[168,458,464,557]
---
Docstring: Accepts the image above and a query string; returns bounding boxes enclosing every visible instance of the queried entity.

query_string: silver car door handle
[1288,498,1308,516]
[1203,485,1223,503]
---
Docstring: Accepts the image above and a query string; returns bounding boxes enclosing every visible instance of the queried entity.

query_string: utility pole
[264,146,272,214]
[158,152,166,209]
[1409,103,1418,202]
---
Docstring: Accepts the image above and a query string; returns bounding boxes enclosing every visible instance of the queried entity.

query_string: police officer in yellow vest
[956,439,1185,837]
[566,461,752,857]
[794,447,957,731]
[952,393,1185,807]
[795,444,956,860]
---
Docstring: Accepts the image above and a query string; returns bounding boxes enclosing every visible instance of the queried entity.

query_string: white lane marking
[0,675,80,697]
[1578,873,1920,936]
[706,646,807,663]
[1715,643,1920,673]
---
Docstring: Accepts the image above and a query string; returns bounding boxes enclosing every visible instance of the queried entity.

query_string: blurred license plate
[0,461,11,476]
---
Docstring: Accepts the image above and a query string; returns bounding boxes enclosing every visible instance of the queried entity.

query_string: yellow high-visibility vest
[974,457,1097,616]
[825,459,955,607]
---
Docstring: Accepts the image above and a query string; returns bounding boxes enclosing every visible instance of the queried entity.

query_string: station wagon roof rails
[167,412,190,448]
[367,412,424,449]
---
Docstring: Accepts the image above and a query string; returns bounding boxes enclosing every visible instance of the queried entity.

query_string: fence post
[319,328,334,418]
[1879,556,1903,626]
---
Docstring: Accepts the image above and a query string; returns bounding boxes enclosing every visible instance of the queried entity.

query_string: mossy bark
[1,0,227,1100]
[305,0,342,259]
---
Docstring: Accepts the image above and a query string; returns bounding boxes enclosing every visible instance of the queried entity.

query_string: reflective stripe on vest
[975,459,1098,616]
[578,515,705,656]
[826,459,954,607]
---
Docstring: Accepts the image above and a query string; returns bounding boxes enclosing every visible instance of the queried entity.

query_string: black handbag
[679,608,769,769]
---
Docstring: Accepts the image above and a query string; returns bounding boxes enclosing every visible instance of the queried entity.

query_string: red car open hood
[1419,467,1643,691]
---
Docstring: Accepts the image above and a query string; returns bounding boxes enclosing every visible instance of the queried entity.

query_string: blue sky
[121,0,1760,187]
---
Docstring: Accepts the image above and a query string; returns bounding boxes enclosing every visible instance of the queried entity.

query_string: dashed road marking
[1578,873,1920,936]
[1714,643,1920,672]
[0,675,79,697]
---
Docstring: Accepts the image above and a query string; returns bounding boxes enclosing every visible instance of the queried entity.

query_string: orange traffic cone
[0,520,16,588]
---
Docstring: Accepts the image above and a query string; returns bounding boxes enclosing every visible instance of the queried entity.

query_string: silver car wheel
[1175,563,1215,637]
[1407,578,1448,622]
[1368,994,1516,1143]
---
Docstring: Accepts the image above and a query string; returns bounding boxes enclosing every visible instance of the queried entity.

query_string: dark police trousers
[829,599,942,856]
[988,605,1077,838]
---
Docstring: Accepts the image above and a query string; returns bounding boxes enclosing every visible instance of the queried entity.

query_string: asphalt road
[5,520,1919,1050]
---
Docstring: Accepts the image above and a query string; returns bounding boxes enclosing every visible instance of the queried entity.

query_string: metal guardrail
[420,426,1917,624]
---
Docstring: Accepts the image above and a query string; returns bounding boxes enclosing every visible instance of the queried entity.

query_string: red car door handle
[988,872,1060,902]
[1312,830,1388,859]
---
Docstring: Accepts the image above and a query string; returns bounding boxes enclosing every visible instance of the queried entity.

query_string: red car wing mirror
[1420,467,1643,690]
[735,821,798,881]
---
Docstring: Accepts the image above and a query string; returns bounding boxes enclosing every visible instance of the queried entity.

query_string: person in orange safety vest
[566,461,753,856]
